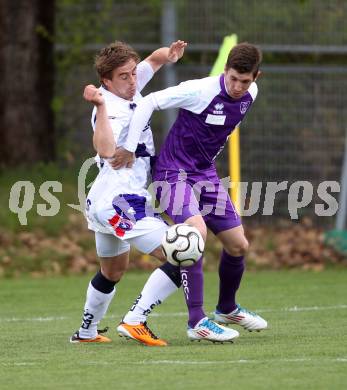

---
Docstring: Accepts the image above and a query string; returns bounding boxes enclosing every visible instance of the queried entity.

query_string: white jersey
[86,61,161,238]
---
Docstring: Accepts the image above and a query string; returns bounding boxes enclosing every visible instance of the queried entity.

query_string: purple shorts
[152,168,241,235]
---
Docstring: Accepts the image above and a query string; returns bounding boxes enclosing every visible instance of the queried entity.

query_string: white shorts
[95,222,168,258]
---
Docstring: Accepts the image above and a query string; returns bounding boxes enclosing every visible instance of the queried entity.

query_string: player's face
[224,68,256,99]
[103,59,137,100]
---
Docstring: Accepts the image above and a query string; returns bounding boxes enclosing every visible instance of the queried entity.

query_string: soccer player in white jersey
[117,43,268,341]
[70,40,237,346]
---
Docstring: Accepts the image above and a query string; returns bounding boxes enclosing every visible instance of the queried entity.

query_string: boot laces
[142,322,159,339]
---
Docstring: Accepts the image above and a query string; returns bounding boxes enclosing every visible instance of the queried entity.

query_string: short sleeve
[91,102,125,143]
[136,61,154,92]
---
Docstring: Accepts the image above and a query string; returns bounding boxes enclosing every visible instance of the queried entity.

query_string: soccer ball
[161,224,205,267]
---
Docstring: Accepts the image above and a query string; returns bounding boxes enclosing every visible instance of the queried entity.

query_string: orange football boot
[117,322,167,346]
[70,327,112,343]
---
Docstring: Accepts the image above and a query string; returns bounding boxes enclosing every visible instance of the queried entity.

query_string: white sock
[123,268,179,325]
[78,282,116,339]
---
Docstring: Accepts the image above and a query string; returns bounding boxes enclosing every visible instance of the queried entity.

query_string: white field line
[1,304,346,323]
[122,304,347,318]
[2,357,346,367]
[135,357,347,365]
[0,362,37,366]
[84,357,347,365]
[0,316,67,323]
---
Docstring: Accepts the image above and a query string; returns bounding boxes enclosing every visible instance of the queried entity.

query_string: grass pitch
[0,270,346,389]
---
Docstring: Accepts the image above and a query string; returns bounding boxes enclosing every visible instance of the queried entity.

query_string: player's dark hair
[225,42,262,78]
[95,41,140,81]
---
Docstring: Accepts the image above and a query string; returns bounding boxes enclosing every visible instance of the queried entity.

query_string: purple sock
[216,250,245,314]
[180,257,205,328]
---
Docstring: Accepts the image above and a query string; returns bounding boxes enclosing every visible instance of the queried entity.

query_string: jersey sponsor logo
[240,101,251,114]
[213,103,224,115]
[205,114,226,125]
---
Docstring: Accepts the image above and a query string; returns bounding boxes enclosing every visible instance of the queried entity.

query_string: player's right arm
[123,80,201,153]
[83,84,115,158]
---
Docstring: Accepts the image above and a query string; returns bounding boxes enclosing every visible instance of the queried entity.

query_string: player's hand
[168,40,187,63]
[110,147,135,169]
[83,84,104,106]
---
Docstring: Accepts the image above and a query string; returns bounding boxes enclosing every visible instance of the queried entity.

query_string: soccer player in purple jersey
[116,43,268,341]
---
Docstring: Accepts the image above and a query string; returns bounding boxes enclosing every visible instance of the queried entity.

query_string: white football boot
[187,317,239,343]
[213,304,268,332]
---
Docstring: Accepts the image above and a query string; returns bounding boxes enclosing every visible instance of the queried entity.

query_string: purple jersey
[152,74,257,171]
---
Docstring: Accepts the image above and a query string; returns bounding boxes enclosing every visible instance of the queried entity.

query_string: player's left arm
[145,40,187,73]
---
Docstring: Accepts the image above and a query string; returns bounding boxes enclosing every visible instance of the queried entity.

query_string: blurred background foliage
[1,0,346,276]
[54,0,347,224]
